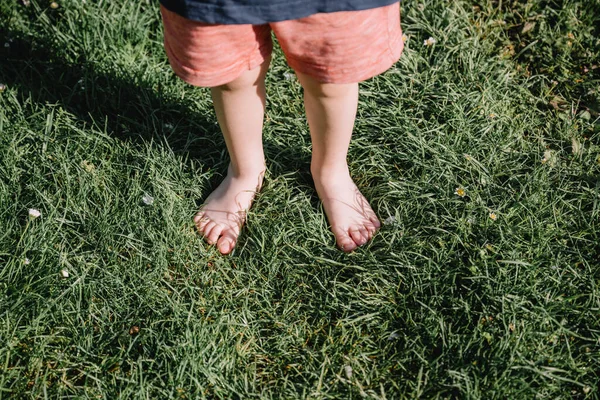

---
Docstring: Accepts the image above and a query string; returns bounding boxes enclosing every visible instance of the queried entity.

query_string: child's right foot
[194,166,264,254]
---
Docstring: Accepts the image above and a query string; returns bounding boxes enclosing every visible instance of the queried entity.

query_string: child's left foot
[312,167,381,252]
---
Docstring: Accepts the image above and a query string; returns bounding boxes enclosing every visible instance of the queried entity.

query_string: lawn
[1,0,599,398]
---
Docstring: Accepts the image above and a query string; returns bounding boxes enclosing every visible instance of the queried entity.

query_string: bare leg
[296,72,381,252]
[194,59,270,254]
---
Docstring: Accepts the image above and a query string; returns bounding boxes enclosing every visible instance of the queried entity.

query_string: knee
[215,71,258,92]
[297,72,357,99]
[213,58,271,92]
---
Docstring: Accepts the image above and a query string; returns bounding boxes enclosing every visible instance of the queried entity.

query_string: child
[159,0,404,254]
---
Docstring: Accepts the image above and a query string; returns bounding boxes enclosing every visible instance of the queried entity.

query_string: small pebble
[383,215,396,226]
[50,2,59,9]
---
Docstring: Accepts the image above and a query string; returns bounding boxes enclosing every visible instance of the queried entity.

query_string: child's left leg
[272,2,403,251]
[297,73,380,251]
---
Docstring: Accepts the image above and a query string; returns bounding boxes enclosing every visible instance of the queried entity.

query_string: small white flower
[423,37,437,46]
[344,365,353,379]
[60,269,69,278]
[81,160,95,172]
[28,208,41,218]
[24,258,31,265]
[142,194,154,206]
[541,149,556,166]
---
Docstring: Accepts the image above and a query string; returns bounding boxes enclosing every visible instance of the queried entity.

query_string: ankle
[310,162,350,183]
[227,163,266,181]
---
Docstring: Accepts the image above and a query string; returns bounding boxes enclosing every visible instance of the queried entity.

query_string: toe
[333,226,357,252]
[200,220,216,237]
[218,240,233,255]
[194,213,211,231]
[339,239,358,252]
[359,227,371,243]
[370,215,381,229]
[349,228,368,246]
[364,222,377,239]
[217,231,237,255]
[206,224,223,245]
[193,211,204,224]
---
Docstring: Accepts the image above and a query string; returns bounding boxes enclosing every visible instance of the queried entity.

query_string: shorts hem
[284,44,403,83]
[164,40,271,87]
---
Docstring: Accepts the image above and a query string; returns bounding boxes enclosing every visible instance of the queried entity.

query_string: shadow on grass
[0,25,320,205]
[1,23,327,169]
[0,26,337,253]
[0,29,222,158]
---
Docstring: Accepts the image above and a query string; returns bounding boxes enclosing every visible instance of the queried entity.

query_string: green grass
[1,0,599,398]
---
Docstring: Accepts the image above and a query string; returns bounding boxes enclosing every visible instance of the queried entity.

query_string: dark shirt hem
[159,0,399,24]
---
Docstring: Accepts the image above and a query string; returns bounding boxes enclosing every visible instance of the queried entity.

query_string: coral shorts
[160,2,403,87]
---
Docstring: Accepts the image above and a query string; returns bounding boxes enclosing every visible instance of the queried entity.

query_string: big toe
[217,231,237,255]
[333,227,358,252]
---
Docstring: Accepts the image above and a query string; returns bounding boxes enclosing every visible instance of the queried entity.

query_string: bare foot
[313,168,381,252]
[194,166,263,254]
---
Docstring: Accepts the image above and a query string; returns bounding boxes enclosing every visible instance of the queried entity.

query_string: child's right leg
[161,5,273,254]
[193,58,270,254]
